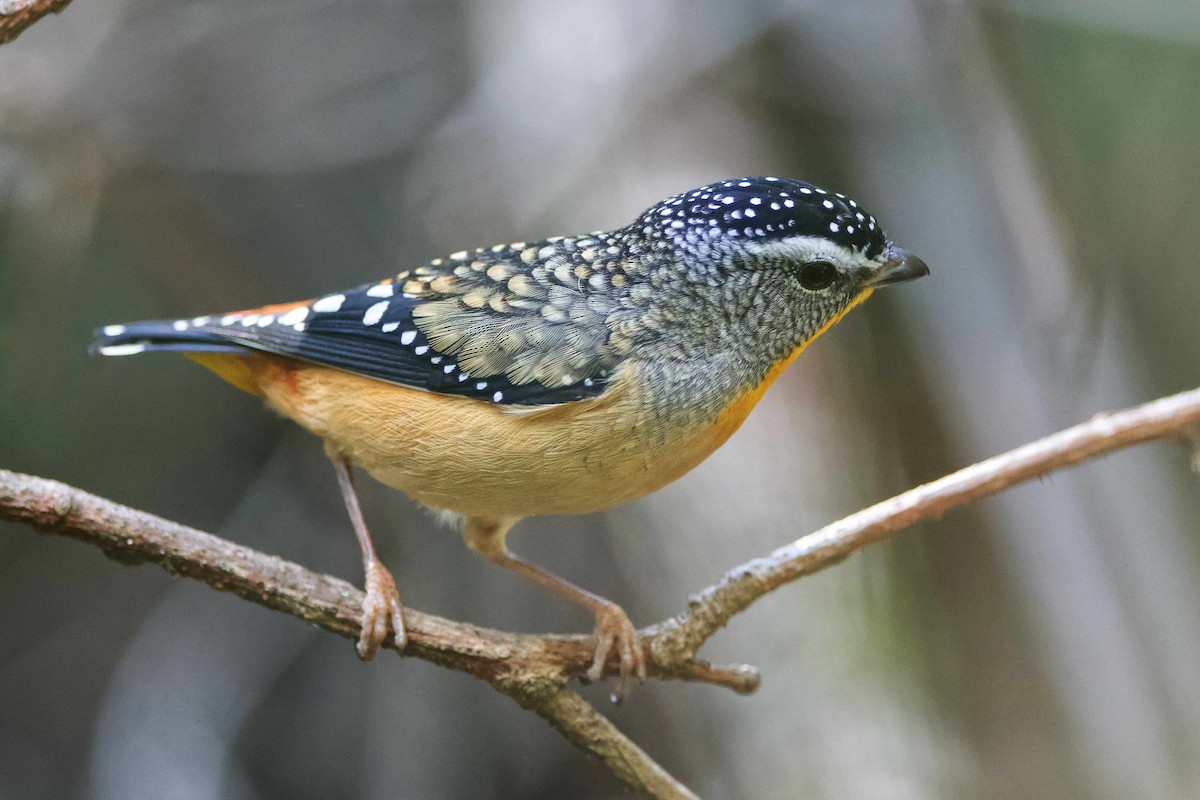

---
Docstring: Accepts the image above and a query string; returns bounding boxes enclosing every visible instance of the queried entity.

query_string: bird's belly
[249,356,746,519]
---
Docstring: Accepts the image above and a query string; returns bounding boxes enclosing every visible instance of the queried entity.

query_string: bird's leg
[463,517,646,692]
[329,452,406,659]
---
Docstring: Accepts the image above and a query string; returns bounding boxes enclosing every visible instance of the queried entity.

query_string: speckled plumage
[91,177,928,680]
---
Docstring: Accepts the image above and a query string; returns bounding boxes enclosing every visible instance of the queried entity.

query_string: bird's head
[627,176,927,375]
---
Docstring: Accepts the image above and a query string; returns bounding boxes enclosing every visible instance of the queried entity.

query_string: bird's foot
[586,599,646,699]
[357,560,406,660]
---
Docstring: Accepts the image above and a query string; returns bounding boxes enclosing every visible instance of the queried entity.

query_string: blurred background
[2,0,1200,797]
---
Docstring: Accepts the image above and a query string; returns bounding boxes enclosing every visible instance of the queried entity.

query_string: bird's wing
[92,240,626,406]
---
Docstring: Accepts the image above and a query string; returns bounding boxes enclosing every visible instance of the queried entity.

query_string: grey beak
[872,249,929,287]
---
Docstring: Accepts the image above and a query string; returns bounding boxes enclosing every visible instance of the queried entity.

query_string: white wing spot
[830,222,840,232]
[476,381,488,390]
[366,283,394,298]
[257,315,275,327]
[103,325,126,336]
[278,306,309,326]
[443,364,455,374]
[414,346,429,355]
[822,200,834,209]
[493,391,503,402]
[172,320,189,331]
[381,322,399,333]
[362,301,389,326]
[312,294,346,313]
[400,330,417,345]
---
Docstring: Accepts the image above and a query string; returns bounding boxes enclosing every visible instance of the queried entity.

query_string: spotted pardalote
[92,177,928,686]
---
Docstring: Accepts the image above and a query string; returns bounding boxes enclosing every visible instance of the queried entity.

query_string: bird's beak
[870,249,930,287]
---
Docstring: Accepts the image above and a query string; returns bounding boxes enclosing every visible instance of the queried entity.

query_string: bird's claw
[357,560,406,660]
[586,600,646,699]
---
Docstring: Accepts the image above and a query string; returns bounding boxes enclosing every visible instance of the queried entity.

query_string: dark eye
[798,260,837,291]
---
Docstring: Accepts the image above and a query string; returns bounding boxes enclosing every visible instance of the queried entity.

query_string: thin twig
[0,0,73,45]
[648,386,1200,663]
[5,385,1200,797]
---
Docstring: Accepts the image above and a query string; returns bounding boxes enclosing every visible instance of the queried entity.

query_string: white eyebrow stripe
[743,234,876,268]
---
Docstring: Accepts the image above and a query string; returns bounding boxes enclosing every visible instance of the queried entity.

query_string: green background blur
[3,1,1200,798]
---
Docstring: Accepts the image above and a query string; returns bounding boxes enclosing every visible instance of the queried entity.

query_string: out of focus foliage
[2,2,1199,798]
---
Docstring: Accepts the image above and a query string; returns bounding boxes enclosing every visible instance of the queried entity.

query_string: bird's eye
[798,260,837,291]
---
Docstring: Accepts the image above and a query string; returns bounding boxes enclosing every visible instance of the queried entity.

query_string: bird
[90,176,927,687]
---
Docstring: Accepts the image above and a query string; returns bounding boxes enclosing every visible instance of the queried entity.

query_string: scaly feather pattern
[90,236,640,405]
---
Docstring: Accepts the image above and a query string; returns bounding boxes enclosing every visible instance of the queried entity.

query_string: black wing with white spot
[92,240,629,406]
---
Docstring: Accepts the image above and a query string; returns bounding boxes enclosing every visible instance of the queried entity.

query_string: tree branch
[0,0,73,45]
[4,385,1199,797]
[647,386,1200,664]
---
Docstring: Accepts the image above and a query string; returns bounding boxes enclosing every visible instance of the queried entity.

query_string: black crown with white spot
[638,176,887,259]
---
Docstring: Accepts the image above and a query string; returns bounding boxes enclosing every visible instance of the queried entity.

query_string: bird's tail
[90,317,278,396]
[89,319,249,357]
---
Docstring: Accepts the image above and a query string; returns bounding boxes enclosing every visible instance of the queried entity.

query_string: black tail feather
[89,320,249,356]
